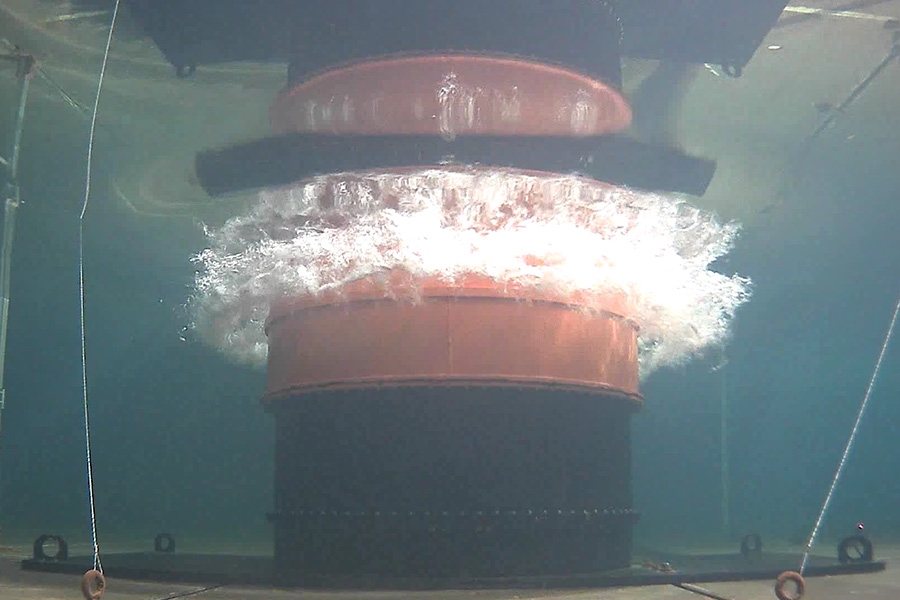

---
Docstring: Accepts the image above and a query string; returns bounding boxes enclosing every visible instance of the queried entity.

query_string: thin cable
[155,584,226,600]
[1,40,91,118]
[80,0,121,574]
[799,287,900,574]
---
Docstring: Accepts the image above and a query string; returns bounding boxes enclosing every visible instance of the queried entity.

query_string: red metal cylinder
[264,271,641,406]
[270,54,632,137]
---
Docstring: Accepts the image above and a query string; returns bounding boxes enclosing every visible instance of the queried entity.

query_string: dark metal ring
[838,535,873,564]
[33,534,68,561]
[740,533,762,559]
[154,532,176,553]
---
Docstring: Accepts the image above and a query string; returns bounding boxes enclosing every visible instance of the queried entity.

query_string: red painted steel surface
[263,272,641,405]
[270,54,632,137]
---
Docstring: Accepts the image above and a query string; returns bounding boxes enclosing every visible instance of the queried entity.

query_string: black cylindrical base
[268,387,638,583]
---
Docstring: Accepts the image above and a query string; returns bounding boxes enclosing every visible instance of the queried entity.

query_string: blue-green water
[0,0,898,575]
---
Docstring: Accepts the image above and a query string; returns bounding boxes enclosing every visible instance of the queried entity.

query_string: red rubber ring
[775,570,806,600]
[81,569,106,600]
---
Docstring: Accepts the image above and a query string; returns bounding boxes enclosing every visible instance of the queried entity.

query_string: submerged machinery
[68,0,786,584]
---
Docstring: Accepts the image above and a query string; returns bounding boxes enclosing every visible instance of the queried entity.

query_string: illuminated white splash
[189,167,751,377]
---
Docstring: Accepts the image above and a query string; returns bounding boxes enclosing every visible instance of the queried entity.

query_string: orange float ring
[270,54,632,137]
[264,270,640,405]
[775,571,806,600]
[81,569,106,600]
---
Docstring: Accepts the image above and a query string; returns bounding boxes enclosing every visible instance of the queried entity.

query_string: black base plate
[21,550,886,590]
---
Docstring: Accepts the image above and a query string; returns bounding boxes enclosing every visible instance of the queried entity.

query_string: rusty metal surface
[270,54,632,137]
[264,275,640,404]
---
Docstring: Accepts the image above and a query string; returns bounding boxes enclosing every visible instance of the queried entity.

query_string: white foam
[188,167,751,378]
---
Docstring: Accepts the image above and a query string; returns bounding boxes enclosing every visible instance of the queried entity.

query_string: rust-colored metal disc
[263,271,641,406]
[80,569,105,600]
[270,54,632,137]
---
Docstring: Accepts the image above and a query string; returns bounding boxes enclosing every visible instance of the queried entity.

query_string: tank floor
[1,554,895,600]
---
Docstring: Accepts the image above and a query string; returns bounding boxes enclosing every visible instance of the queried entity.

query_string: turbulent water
[189,167,752,377]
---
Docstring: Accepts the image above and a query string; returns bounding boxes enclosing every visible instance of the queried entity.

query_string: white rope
[80,0,121,573]
[799,287,900,574]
